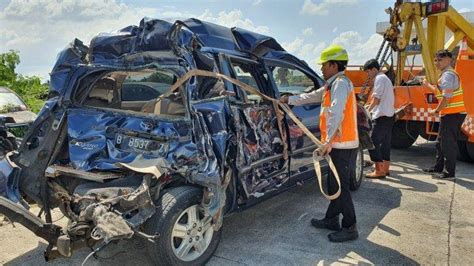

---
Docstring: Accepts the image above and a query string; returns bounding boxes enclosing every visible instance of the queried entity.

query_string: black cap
[435,49,453,59]
[363,59,380,71]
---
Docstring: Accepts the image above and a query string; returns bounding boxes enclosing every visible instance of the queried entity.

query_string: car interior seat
[141,93,186,116]
[86,77,119,108]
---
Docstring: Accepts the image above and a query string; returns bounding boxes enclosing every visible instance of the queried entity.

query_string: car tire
[350,148,363,191]
[456,140,473,162]
[391,120,419,149]
[466,142,474,162]
[143,186,222,266]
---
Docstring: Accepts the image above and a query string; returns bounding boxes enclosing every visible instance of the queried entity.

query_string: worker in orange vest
[423,49,466,179]
[280,44,359,242]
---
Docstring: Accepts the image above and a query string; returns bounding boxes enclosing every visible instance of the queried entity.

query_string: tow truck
[346,0,474,160]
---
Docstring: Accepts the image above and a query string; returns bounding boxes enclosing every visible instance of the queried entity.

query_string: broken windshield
[81,69,185,116]
[0,92,27,113]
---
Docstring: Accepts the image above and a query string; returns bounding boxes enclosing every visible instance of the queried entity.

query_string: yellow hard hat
[317,44,349,64]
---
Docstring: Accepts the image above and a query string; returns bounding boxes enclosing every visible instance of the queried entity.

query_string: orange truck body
[346,50,474,146]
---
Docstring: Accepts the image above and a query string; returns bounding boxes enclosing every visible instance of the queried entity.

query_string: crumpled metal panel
[67,108,196,172]
[67,104,226,216]
[189,98,232,215]
[230,105,287,196]
[191,98,231,167]
[231,27,284,52]
[232,105,283,165]
[90,18,174,64]
[0,158,20,203]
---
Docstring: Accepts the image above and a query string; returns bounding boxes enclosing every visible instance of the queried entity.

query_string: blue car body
[0,17,358,261]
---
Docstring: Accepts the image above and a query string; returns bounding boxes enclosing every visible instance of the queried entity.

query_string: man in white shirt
[363,59,395,178]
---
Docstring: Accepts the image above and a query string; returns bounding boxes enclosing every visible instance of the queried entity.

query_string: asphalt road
[1,138,473,265]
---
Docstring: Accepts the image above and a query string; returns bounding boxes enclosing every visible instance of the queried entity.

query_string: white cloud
[301,0,358,16]
[458,8,472,13]
[297,43,314,58]
[253,0,263,6]
[1,0,135,21]
[0,0,160,80]
[282,37,304,53]
[332,31,362,47]
[281,39,327,70]
[282,31,382,72]
[0,2,270,81]
[198,9,269,34]
[331,31,384,64]
[332,27,338,33]
[312,42,327,56]
[302,27,313,36]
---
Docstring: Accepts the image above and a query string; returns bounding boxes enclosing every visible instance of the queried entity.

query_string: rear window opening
[82,69,186,117]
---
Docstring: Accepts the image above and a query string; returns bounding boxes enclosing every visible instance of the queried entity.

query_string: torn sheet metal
[74,175,156,243]
[67,108,194,171]
[231,105,287,197]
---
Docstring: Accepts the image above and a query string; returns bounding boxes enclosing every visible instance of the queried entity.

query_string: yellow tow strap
[160,69,341,200]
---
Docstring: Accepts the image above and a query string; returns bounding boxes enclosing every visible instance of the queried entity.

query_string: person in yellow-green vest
[423,49,466,179]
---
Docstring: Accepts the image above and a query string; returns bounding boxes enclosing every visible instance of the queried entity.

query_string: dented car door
[222,56,289,201]
[264,59,326,181]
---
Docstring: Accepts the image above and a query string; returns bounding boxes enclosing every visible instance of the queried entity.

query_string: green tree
[0,50,20,84]
[0,50,49,113]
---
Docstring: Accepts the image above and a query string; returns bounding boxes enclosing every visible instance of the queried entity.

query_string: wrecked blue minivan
[0,18,366,264]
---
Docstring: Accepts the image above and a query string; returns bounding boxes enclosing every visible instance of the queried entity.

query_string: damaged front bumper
[0,154,160,260]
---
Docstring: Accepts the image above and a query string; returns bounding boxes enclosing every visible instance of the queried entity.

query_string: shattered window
[231,63,263,104]
[82,69,186,116]
[272,67,314,96]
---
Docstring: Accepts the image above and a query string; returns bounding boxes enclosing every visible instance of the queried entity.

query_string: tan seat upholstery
[153,98,185,116]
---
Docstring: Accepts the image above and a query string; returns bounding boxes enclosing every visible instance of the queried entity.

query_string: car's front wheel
[144,186,222,265]
[350,148,363,191]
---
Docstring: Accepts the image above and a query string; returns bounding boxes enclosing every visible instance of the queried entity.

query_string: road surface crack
[213,254,248,265]
[447,179,456,266]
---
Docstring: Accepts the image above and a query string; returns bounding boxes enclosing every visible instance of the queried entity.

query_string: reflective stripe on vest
[436,68,466,115]
[320,75,359,149]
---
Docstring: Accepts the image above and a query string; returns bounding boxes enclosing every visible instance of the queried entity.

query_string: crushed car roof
[50,17,320,94]
[89,17,286,57]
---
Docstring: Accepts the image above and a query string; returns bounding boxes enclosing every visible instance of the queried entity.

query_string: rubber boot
[365,162,386,179]
[383,160,390,176]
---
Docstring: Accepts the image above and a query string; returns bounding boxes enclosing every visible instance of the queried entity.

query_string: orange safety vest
[436,68,466,115]
[320,75,359,149]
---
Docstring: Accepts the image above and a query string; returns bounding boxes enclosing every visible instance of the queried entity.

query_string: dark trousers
[325,148,358,228]
[433,113,466,176]
[369,116,395,162]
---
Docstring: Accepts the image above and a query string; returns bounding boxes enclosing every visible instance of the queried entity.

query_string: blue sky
[0,0,473,80]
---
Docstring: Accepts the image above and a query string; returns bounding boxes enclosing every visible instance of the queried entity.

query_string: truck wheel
[456,141,473,162]
[420,122,438,141]
[350,148,364,191]
[420,133,437,141]
[457,141,474,162]
[391,120,419,149]
[144,186,222,265]
[466,142,474,162]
